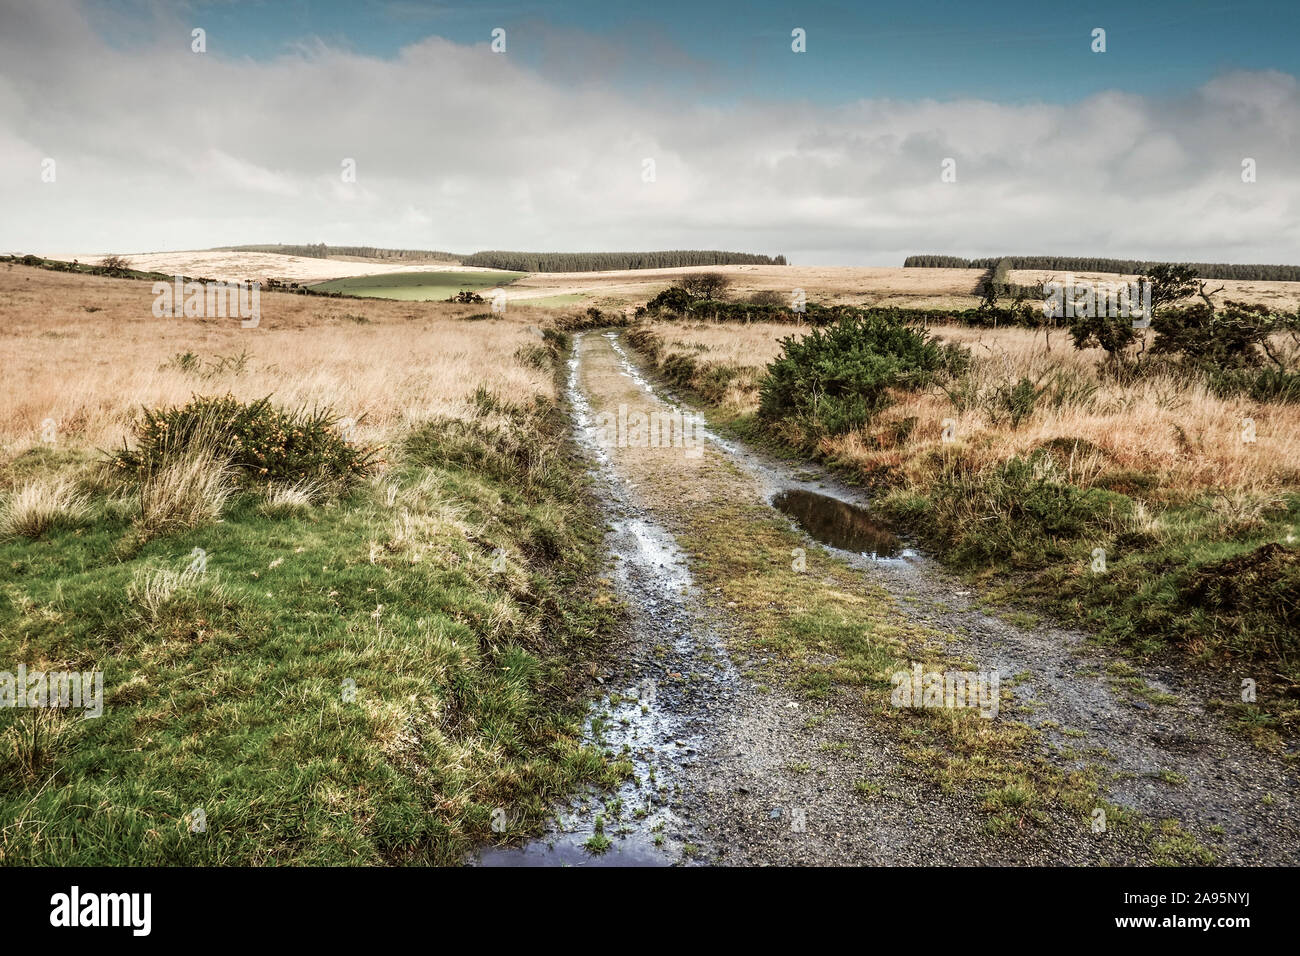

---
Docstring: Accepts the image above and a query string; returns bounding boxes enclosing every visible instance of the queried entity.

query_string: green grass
[307,270,523,302]
[667,488,1107,844]
[0,396,623,864]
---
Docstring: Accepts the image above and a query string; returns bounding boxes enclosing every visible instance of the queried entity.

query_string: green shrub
[1068,312,1139,358]
[984,377,1040,428]
[886,451,1131,568]
[1208,366,1300,404]
[759,314,963,437]
[1150,301,1286,369]
[111,394,379,487]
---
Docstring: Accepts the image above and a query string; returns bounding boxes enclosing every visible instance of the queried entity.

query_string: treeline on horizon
[215,244,463,261]
[460,250,788,272]
[904,254,1300,282]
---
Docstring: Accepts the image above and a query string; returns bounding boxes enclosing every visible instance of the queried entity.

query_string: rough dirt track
[482,330,1300,866]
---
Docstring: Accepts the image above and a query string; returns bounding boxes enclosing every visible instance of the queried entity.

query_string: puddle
[472,332,731,867]
[476,678,680,868]
[772,489,904,558]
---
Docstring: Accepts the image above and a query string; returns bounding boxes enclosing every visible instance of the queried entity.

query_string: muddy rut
[478,330,1300,866]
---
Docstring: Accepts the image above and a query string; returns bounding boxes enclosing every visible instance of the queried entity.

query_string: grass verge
[0,387,623,864]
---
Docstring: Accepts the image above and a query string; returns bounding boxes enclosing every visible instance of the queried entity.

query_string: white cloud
[1,0,1297,264]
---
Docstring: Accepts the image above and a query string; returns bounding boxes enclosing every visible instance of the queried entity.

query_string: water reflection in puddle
[476,677,679,868]
[772,489,905,559]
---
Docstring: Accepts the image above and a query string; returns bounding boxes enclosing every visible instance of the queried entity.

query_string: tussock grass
[1,708,73,781]
[136,445,234,536]
[127,565,227,622]
[259,478,326,518]
[0,477,90,538]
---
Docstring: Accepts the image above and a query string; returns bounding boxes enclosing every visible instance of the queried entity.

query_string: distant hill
[214,244,462,262]
[214,245,787,273]
[460,250,787,272]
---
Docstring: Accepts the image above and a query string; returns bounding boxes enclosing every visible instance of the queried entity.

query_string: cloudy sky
[2,0,1298,265]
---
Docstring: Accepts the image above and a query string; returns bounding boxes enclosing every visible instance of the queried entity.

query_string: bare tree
[676,272,732,300]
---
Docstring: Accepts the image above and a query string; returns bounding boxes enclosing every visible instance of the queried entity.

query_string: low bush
[111,394,380,488]
[1151,301,1291,369]
[759,314,966,437]
[1208,366,1300,404]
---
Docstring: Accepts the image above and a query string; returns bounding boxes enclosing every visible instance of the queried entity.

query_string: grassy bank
[0,266,624,864]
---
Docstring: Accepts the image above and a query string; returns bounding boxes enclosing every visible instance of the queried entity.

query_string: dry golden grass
[1009,269,1300,313]
[505,263,1300,313]
[49,250,476,285]
[10,261,1297,499]
[0,476,91,538]
[508,264,989,310]
[136,444,235,536]
[259,478,326,518]
[641,319,1300,495]
[0,264,556,463]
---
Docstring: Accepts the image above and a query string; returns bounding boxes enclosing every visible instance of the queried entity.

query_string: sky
[2,0,1298,265]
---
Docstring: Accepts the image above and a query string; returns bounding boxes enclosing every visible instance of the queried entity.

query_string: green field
[309,270,524,301]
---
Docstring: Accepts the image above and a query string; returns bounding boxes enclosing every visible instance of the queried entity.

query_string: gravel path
[484,330,1300,866]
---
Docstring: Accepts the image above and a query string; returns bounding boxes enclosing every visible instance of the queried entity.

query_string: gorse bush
[1208,366,1300,404]
[1151,301,1296,369]
[984,377,1041,428]
[112,395,379,487]
[882,451,1131,568]
[759,314,967,436]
